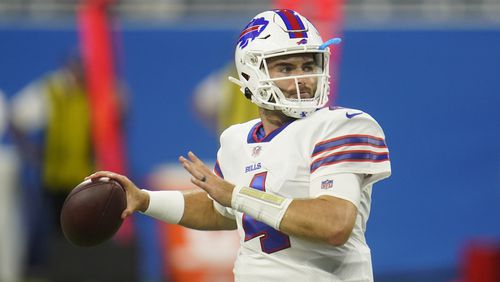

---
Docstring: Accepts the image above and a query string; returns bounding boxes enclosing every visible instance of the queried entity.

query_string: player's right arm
[85,171,237,231]
[178,189,237,230]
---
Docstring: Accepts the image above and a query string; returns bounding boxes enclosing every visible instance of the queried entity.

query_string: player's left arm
[281,196,357,246]
[180,151,361,246]
[280,173,361,246]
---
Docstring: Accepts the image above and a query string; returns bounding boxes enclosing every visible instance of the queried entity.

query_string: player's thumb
[121,208,133,219]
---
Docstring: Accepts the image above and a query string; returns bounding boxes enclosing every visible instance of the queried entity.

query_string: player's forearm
[180,189,237,231]
[279,196,357,246]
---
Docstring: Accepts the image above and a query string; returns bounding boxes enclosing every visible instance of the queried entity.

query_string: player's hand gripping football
[85,171,149,219]
[179,151,235,207]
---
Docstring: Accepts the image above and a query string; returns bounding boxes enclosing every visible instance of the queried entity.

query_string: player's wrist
[141,190,185,224]
[231,185,292,230]
[139,189,150,213]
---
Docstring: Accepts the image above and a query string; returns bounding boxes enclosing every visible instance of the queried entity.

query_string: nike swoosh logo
[346,112,363,119]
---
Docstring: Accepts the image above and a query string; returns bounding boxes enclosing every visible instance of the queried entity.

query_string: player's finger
[109,174,133,190]
[180,157,206,181]
[179,155,196,169]
[85,171,114,181]
[187,152,214,176]
[121,208,132,219]
[180,155,214,186]
[181,153,202,171]
[190,177,210,191]
[88,171,120,180]
[179,155,190,165]
[86,171,128,188]
[188,151,207,166]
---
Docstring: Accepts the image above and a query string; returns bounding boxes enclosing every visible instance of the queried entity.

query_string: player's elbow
[324,221,355,246]
[325,228,352,246]
[322,199,358,246]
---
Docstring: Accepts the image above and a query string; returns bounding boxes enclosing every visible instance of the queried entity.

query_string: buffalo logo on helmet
[297,38,308,45]
[237,17,269,49]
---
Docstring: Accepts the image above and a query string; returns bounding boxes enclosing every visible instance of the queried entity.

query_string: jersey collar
[247,120,294,143]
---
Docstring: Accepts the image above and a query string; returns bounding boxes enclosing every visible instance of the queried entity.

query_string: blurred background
[0,0,499,281]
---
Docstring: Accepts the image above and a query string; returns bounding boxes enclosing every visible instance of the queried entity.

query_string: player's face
[266,54,321,99]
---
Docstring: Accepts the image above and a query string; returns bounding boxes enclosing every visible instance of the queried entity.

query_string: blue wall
[339,30,500,271]
[338,29,500,274]
[1,24,499,276]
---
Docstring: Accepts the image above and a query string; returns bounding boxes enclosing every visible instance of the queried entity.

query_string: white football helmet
[229,9,338,118]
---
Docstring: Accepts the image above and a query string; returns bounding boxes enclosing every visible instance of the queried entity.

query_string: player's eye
[302,63,317,73]
[277,65,293,73]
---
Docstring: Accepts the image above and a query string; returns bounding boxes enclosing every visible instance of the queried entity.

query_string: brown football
[60,177,127,247]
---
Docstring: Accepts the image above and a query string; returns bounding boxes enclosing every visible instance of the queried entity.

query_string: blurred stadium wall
[0,1,499,282]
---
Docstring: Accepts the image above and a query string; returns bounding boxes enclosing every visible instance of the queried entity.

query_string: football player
[88,9,391,281]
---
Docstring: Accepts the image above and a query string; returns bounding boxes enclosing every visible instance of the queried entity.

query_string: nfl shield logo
[252,146,262,157]
[321,179,333,189]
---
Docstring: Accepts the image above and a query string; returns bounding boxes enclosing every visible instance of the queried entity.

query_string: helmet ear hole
[241,72,250,81]
[244,87,253,100]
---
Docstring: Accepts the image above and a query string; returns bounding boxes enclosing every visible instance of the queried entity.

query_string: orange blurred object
[149,164,240,282]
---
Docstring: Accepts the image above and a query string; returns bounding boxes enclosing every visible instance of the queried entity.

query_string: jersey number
[242,172,291,254]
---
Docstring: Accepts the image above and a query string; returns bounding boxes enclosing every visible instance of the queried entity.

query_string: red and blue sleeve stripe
[310,150,390,173]
[312,134,387,157]
[214,160,224,179]
[274,9,308,39]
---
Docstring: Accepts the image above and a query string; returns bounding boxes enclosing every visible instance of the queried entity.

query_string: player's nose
[296,76,310,88]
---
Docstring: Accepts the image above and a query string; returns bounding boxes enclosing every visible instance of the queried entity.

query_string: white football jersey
[214,107,391,282]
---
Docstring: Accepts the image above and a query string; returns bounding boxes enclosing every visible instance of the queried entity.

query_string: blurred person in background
[0,89,23,282]
[87,9,392,281]
[193,64,260,135]
[10,52,134,281]
[9,53,94,279]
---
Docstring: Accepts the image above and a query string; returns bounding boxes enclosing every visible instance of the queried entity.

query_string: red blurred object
[273,0,344,31]
[78,2,125,175]
[82,0,116,7]
[462,240,500,282]
[78,0,132,243]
